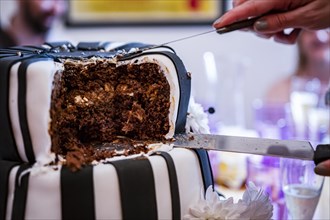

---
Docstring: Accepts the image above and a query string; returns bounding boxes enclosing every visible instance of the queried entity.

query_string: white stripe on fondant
[26,61,62,164]
[169,148,204,218]
[25,167,61,219]
[149,154,172,219]
[94,164,122,219]
[9,62,28,162]
[5,166,19,220]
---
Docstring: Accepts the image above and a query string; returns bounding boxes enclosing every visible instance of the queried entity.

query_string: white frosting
[149,154,172,219]
[24,167,61,219]
[89,143,173,165]
[5,166,18,220]
[170,148,204,218]
[94,164,122,219]
[5,148,205,219]
[26,61,61,164]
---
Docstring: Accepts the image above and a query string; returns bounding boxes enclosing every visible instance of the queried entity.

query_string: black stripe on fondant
[114,42,152,51]
[77,42,101,51]
[161,51,190,134]
[0,161,20,220]
[11,46,45,52]
[193,149,214,192]
[0,54,17,58]
[152,152,181,219]
[61,165,95,220]
[109,157,158,220]
[18,58,52,163]
[0,57,27,162]
[11,163,31,220]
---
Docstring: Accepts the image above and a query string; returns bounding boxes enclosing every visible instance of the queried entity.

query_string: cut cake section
[0,42,190,165]
[50,57,176,168]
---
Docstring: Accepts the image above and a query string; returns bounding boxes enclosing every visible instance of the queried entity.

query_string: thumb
[254,10,302,33]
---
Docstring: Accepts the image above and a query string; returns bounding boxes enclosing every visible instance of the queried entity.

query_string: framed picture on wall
[66,0,226,26]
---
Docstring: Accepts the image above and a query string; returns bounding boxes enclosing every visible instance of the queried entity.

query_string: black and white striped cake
[0,42,213,219]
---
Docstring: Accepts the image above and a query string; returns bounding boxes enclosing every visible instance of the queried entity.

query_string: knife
[154,15,262,48]
[173,133,330,165]
[119,16,262,59]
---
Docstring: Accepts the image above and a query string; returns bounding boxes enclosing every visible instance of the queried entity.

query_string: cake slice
[50,56,181,168]
[0,42,190,167]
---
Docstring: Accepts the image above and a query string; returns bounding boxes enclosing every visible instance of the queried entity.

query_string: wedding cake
[0,42,214,219]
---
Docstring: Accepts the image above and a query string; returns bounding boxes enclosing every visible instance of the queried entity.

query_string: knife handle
[313,144,330,165]
[216,16,262,34]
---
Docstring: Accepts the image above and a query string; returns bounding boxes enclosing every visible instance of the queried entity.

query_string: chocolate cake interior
[50,58,171,167]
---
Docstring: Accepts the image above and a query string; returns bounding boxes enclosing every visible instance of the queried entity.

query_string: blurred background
[1,1,329,219]
[0,0,298,130]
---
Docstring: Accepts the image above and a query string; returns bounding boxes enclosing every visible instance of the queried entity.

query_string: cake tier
[0,148,213,220]
[0,42,191,164]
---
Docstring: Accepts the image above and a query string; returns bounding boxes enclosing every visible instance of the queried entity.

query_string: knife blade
[157,15,262,47]
[173,133,330,165]
[119,16,262,59]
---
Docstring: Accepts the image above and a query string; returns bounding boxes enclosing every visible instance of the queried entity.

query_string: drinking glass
[247,156,286,219]
[280,158,324,220]
[253,100,294,140]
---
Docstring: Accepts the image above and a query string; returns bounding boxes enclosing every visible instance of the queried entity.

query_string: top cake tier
[0,42,191,165]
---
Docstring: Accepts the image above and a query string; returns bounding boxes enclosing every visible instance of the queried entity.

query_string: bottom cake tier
[0,148,213,220]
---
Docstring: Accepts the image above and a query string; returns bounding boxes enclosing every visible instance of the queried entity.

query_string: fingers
[254,9,304,33]
[213,0,278,28]
[314,160,330,176]
[233,0,247,7]
[255,33,273,39]
[252,28,301,43]
[273,28,302,44]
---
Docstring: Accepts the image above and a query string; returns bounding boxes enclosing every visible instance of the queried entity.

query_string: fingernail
[256,33,271,39]
[255,19,269,31]
[213,17,223,26]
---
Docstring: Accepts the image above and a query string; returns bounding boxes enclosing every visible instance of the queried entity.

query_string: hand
[314,159,330,176]
[213,0,330,44]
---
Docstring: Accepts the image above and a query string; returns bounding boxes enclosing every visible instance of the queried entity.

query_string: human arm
[213,0,330,44]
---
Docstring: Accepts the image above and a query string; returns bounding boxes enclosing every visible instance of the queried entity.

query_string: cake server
[173,133,330,165]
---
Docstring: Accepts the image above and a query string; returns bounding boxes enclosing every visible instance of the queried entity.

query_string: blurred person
[264,30,330,177]
[213,0,330,176]
[213,0,330,44]
[0,0,67,48]
[265,30,330,104]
